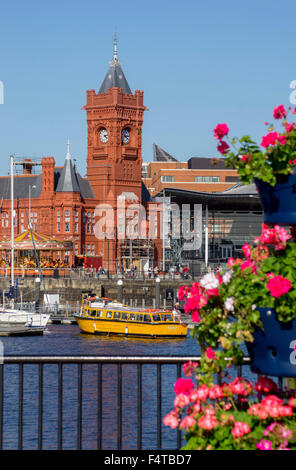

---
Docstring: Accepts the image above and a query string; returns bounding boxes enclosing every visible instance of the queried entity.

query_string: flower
[200,272,220,290]
[266,275,292,298]
[217,140,230,155]
[231,421,251,439]
[214,104,296,186]
[224,297,234,312]
[163,410,179,429]
[174,378,195,396]
[261,131,286,148]
[213,123,229,140]
[257,439,273,450]
[273,105,287,120]
[179,415,196,430]
[206,347,217,360]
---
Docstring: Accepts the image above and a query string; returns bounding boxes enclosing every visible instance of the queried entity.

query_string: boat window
[136,314,143,322]
[97,311,103,318]
[121,313,128,320]
[164,315,173,321]
[129,313,135,321]
[113,312,120,320]
[106,311,113,319]
[153,315,161,322]
[89,310,97,317]
[144,315,151,323]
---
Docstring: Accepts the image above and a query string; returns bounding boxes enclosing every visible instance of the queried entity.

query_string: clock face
[99,128,108,143]
[121,129,130,144]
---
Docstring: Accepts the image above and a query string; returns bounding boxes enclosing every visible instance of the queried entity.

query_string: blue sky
[0,0,295,176]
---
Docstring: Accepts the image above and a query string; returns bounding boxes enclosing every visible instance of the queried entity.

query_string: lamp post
[29,184,36,228]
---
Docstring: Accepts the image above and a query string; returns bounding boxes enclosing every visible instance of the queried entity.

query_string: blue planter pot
[246,308,296,377]
[255,170,296,225]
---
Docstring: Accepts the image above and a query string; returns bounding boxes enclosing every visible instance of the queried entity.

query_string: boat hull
[75,315,187,338]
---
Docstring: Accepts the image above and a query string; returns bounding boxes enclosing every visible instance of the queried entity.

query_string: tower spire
[66,138,71,161]
[113,32,118,62]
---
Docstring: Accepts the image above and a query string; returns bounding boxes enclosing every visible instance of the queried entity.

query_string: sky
[0,0,296,177]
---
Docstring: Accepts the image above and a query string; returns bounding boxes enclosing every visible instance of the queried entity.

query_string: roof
[154,185,262,211]
[56,141,80,193]
[188,157,230,170]
[99,56,132,94]
[0,163,94,201]
[153,144,178,162]
[0,229,72,250]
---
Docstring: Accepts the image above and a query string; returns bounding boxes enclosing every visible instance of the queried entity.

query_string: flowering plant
[164,370,296,450]
[177,224,296,384]
[213,105,296,186]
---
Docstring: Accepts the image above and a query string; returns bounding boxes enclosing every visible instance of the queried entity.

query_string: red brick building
[0,42,161,272]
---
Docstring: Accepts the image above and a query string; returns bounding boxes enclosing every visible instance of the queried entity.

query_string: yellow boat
[75,295,188,338]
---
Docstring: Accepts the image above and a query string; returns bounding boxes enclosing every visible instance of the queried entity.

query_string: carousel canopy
[0,229,73,251]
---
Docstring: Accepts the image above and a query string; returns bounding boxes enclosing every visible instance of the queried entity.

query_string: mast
[10,155,14,302]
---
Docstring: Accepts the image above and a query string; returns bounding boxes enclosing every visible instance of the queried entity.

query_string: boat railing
[0,355,260,451]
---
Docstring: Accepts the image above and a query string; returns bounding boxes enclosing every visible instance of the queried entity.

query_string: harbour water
[0,324,254,450]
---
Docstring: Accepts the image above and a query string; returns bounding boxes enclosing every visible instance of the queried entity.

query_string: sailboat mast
[10,155,14,291]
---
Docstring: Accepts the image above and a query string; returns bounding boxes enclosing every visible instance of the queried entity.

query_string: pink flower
[217,140,230,155]
[174,393,191,409]
[266,275,292,298]
[242,243,252,258]
[213,123,229,140]
[178,285,188,301]
[179,415,196,430]
[257,439,273,450]
[183,361,199,377]
[231,421,251,439]
[273,105,287,120]
[261,131,286,148]
[285,122,296,133]
[174,377,195,396]
[198,413,218,430]
[241,154,250,162]
[195,384,209,402]
[208,385,224,399]
[206,347,217,360]
[163,411,179,429]
[191,310,201,323]
[240,259,256,273]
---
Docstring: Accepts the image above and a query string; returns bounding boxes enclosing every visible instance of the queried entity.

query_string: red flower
[174,377,195,396]
[206,347,217,360]
[261,131,286,148]
[217,140,230,155]
[213,123,229,140]
[273,104,287,120]
[266,275,292,298]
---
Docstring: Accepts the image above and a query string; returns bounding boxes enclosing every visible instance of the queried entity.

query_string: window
[57,211,60,233]
[65,210,70,232]
[143,315,151,323]
[120,313,128,320]
[129,313,135,321]
[153,315,161,322]
[161,175,174,183]
[163,315,173,321]
[195,176,220,183]
[113,312,120,320]
[136,314,143,322]
[106,311,113,319]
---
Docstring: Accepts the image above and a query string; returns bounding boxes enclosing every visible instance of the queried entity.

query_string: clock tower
[83,37,147,206]
[83,37,147,271]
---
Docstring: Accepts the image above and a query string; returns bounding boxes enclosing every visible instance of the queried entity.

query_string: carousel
[0,229,73,275]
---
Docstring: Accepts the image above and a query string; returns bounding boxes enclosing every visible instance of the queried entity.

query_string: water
[0,324,254,450]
